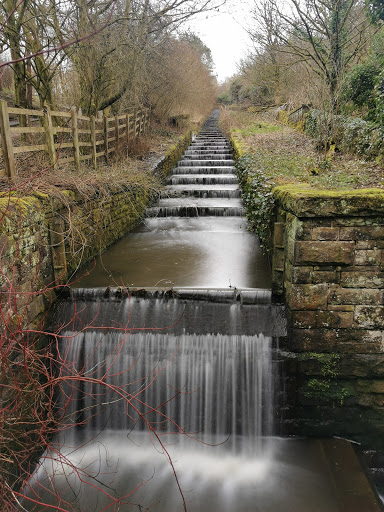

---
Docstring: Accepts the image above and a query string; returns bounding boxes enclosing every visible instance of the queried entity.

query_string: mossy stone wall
[1,131,192,328]
[272,185,384,447]
[0,186,152,328]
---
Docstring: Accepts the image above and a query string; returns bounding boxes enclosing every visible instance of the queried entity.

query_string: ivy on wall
[235,153,276,252]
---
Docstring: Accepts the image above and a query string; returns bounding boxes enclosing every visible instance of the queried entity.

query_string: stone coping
[273,184,384,217]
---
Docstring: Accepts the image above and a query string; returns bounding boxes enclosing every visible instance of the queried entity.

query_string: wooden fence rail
[0,100,149,178]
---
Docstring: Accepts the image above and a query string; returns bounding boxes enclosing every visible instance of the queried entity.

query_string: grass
[233,120,282,137]
[220,108,384,190]
[0,120,186,197]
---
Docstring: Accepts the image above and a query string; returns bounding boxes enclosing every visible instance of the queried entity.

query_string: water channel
[23,111,382,511]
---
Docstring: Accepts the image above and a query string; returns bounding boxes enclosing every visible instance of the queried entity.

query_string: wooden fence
[0,100,149,177]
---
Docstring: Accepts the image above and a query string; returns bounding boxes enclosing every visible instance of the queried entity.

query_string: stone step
[156,197,243,208]
[178,160,235,167]
[181,154,233,161]
[193,139,229,144]
[172,167,236,175]
[166,175,239,185]
[191,139,229,144]
[184,149,232,155]
[189,146,231,151]
[161,186,241,199]
[193,133,227,137]
[146,205,245,217]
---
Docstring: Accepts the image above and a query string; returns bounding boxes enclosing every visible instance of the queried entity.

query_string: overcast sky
[188,1,254,82]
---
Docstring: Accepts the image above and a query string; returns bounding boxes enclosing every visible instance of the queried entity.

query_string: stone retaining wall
[271,185,384,447]
[0,131,192,329]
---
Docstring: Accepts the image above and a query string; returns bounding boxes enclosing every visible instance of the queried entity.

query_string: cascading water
[24,291,285,512]
[23,292,342,512]
[22,111,375,511]
[62,331,274,446]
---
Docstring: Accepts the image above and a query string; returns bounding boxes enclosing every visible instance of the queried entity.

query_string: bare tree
[147,35,217,120]
[250,0,374,111]
[48,0,225,115]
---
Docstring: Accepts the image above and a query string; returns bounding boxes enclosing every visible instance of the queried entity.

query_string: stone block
[356,380,384,394]
[272,248,285,271]
[289,328,336,352]
[273,222,285,247]
[289,283,328,310]
[334,217,383,227]
[289,328,384,355]
[297,225,313,241]
[306,218,333,228]
[338,354,384,377]
[341,271,384,289]
[290,311,317,328]
[286,235,296,264]
[340,226,384,241]
[354,249,382,266]
[26,295,46,324]
[316,311,354,329]
[355,306,384,329]
[312,227,340,241]
[295,241,354,266]
[356,241,377,250]
[330,305,355,312]
[292,266,313,284]
[337,342,384,354]
[312,270,340,284]
[329,287,383,305]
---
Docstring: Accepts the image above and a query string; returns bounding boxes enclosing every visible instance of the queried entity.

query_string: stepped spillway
[23,111,382,512]
[73,110,271,289]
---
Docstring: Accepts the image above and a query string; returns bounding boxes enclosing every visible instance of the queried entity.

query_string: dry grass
[220,108,384,190]
[0,120,185,200]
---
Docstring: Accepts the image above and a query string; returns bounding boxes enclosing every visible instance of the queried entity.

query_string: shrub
[236,153,276,252]
[305,109,384,161]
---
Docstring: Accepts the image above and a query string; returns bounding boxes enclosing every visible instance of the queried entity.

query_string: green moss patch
[273,185,384,217]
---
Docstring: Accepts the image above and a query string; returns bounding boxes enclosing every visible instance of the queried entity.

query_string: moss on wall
[1,128,192,327]
[273,185,384,217]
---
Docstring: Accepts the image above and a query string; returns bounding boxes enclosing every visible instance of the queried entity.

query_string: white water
[23,329,340,512]
[60,331,274,447]
[25,433,340,512]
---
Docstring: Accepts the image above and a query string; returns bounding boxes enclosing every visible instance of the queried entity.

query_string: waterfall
[60,330,274,451]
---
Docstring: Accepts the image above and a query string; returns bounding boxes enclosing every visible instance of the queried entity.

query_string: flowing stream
[22,111,376,511]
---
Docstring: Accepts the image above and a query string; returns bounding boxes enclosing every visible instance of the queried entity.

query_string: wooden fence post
[0,100,16,178]
[90,115,97,169]
[49,216,67,286]
[125,113,130,142]
[104,114,109,162]
[43,105,57,167]
[115,114,119,149]
[135,110,139,136]
[71,109,80,170]
[125,113,130,156]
